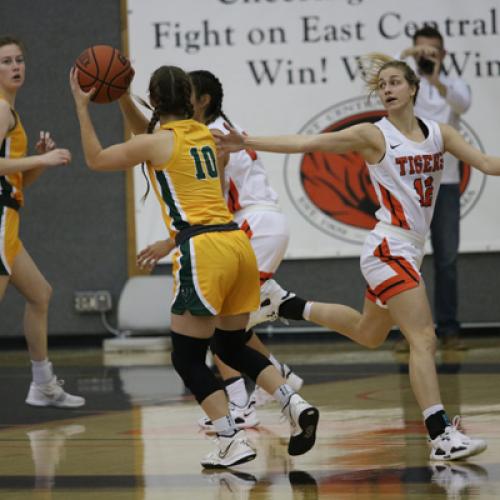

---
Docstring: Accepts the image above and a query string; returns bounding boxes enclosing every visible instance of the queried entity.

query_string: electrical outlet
[74,290,112,313]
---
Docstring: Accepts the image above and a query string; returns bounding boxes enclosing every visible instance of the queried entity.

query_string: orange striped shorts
[360,222,425,308]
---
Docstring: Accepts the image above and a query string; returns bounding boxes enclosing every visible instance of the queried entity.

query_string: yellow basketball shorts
[0,205,22,276]
[171,229,260,316]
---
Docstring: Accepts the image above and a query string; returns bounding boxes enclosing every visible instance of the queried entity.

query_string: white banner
[127,0,500,259]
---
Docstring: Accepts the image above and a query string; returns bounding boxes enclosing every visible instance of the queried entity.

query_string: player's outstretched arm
[441,123,500,176]
[215,122,382,160]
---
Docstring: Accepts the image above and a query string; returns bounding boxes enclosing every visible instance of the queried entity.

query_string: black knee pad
[170,331,222,404]
[212,328,272,382]
[209,329,252,354]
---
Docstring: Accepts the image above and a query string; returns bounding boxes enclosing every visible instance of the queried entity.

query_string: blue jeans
[430,184,460,338]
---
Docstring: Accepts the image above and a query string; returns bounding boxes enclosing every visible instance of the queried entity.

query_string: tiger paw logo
[284,96,486,245]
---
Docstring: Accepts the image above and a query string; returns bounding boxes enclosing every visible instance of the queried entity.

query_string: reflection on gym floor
[0,336,498,499]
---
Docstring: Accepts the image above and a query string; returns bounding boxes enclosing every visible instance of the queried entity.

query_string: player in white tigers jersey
[368,116,444,237]
[209,116,289,287]
[189,70,303,428]
[209,116,279,213]
[216,55,500,461]
[362,115,444,307]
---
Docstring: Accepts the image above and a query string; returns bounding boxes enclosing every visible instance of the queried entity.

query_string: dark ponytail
[189,70,233,127]
[139,108,160,201]
[139,66,194,200]
[148,66,194,119]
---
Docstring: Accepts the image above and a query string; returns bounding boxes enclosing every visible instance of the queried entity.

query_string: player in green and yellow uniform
[147,118,259,317]
[70,64,319,468]
[0,35,84,408]
[0,94,26,273]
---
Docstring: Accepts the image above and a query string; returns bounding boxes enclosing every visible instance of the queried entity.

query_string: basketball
[74,45,134,103]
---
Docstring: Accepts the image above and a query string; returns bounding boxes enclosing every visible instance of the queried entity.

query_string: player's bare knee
[39,282,52,307]
[362,332,387,349]
[29,281,52,309]
[407,326,437,353]
[359,325,390,349]
[365,336,385,349]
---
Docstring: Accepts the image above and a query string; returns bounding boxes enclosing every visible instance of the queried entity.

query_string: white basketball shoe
[26,376,85,408]
[201,430,257,469]
[429,416,487,461]
[282,394,319,456]
[247,279,295,330]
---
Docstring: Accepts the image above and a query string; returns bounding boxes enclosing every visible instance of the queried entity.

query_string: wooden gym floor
[0,335,498,499]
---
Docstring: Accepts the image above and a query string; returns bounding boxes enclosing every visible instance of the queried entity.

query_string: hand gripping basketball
[74,45,134,103]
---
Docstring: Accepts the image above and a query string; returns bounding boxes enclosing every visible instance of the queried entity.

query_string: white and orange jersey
[366,117,444,238]
[209,116,279,213]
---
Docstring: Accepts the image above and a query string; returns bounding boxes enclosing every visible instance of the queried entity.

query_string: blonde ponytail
[359,52,420,102]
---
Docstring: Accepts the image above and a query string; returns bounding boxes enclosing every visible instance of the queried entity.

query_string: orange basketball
[74,45,134,103]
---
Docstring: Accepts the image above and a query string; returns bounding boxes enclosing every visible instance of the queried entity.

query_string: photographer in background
[397,26,471,351]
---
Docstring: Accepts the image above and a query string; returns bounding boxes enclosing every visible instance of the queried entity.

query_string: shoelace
[42,378,65,395]
[447,415,469,440]
[444,415,462,435]
[267,310,279,321]
[212,433,255,452]
[451,415,462,430]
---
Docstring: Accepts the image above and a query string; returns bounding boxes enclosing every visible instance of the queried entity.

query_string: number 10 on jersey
[190,146,218,180]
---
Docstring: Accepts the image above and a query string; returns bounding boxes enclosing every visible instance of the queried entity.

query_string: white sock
[422,404,445,420]
[273,383,295,408]
[213,414,237,437]
[303,302,313,321]
[225,377,248,407]
[268,354,281,371]
[31,359,53,385]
